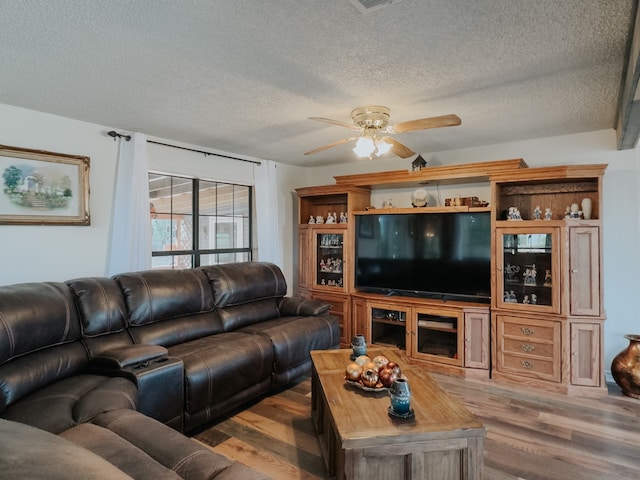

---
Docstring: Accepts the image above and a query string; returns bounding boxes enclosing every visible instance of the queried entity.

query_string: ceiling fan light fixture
[353,136,376,157]
[375,138,392,156]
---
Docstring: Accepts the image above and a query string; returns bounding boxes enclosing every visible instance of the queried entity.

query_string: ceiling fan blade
[304,137,357,155]
[308,117,360,130]
[382,137,416,158]
[390,114,461,134]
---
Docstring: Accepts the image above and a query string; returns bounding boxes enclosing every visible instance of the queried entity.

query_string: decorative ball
[345,362,362,382]
[372,355,390,371]
[354,355,371,367]
[378,366,398,388]
[386,362,402,376]
[362,361,379,373]
[361,368,379,388]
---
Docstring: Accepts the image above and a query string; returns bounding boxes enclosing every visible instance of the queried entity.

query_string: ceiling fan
[304,105,461,159]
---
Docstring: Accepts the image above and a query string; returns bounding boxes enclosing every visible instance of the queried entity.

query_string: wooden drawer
[496,314,561,382]
[502,318,556,341]
[503,338,555,359]
[501,353,558,380]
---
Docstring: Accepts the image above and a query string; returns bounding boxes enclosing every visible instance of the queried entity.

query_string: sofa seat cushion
[238,315,340,380]
[167,332,274,416]
[73,409,268,479]
[1,374,137,434]
[0,418,133,480]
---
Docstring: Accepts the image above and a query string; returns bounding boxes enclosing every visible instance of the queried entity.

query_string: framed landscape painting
[0,145,90,225]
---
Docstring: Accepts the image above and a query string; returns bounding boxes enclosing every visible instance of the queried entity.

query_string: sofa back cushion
[200,262,287,331]
[0,282,87,411]
[66,277,134,357]
[0,282,82,364]
[114,269,222,346]
[66,277,128,337]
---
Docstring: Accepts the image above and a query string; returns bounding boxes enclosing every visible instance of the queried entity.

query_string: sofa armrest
[278,297,331,316]
[90,345,168,369]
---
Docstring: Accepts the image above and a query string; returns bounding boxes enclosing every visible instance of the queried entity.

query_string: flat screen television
[355,211,491,303]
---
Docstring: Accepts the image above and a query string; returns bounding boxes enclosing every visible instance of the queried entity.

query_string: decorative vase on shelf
[581,197,593,220]
[611,334,640,399]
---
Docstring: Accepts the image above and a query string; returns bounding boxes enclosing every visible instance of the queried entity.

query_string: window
[149,173,252,269]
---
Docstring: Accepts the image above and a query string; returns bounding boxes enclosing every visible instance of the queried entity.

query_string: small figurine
[544,207,553,220]
[504,290,517,303]
[315,214,324,224]
[570,203,581,219]
[523,295,530,304]
[544,269,552,287]
[308,215,315,224]
[507,206,522,220]
[533,206,542,220]
[326,212,336,224]
[505,263,520,280]
[339,212,348,223]
[531,294,537,305]
[530,264,537,283]
[564,206,571,219]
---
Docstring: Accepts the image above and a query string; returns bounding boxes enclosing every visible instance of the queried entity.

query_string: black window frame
[149,173,253,269]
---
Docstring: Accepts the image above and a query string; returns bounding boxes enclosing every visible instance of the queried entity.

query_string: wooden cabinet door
[297,227,311,292]
[311,291,351,347]
[464,310,490,369]
[495,226,561,314]
[570,322,601,387]
[351,297,368,343]
[412,306,463,367]
[569,226,601,317]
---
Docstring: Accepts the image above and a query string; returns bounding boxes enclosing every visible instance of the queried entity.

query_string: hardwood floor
[192,372,640,480]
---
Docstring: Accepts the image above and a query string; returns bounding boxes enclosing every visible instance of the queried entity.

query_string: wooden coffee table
[310,347,485,480]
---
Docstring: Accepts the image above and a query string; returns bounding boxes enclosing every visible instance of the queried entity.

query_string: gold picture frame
[0,145,90,225]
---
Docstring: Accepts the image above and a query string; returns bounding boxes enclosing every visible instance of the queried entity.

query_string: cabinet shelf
[373,318,406,327]
[354,206,491,215]
[504,281,552,288]
[418,325,457,334]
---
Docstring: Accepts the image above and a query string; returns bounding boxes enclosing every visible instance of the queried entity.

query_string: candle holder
[388,378,414,419]
[351,334,367,360]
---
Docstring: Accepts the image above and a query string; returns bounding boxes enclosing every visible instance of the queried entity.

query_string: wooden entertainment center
[296,158,607,395]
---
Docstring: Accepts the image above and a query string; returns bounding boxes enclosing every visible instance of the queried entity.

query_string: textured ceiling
[0,0,636,166]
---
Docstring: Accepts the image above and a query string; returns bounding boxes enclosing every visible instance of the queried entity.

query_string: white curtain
[254,159,282,266]
[106,132,151,275]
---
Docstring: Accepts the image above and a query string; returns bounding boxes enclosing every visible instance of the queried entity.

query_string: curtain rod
[147,139,262,166]
[106,130,262,166]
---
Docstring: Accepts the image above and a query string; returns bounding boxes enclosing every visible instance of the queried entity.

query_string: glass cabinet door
[314,230,345,290]
[370,305,408,350]
[412,308,463,366]
[497,227,560,313]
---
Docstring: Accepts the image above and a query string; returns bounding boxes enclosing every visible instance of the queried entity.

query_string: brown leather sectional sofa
[0,262,339,479]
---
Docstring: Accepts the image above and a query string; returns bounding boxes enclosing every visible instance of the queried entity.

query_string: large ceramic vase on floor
[611,334,640,399]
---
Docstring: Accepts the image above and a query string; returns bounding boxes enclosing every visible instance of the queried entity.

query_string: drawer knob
[520,343,535,353]
[521,360,536,369]
[521,327,535,335]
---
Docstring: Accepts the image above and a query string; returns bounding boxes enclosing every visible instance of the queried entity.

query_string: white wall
[0,104,119,283]
[289,129,640,379]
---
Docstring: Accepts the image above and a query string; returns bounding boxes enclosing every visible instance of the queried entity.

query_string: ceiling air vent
[348,0,405,14]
